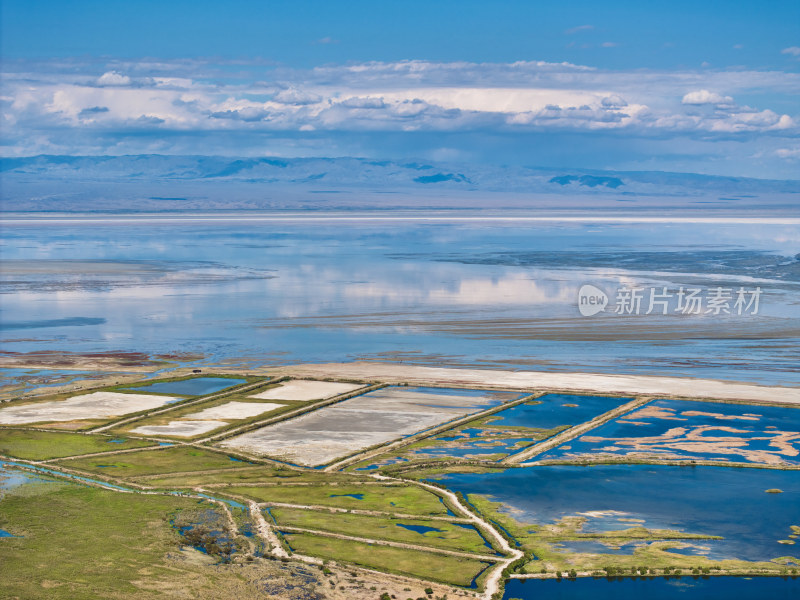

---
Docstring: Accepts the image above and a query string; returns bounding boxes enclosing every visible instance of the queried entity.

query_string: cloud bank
[1,57,798,177]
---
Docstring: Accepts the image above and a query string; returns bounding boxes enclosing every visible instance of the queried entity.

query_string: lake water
[1,217,799,385]
[433,464,800,562]
[490,394,631,429]
[122,377,247,396]
[503,575,800,600]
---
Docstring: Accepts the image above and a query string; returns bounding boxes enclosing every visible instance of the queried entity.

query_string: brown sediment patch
[574,424,800,465]
[623,406,688,421]
[153,352,205,361]
[0,350,168,371]
[680,410,760,421]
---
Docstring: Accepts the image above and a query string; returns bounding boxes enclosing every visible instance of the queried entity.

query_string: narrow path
[248,499,289,558]
[375,474,524,600]
[501,395,652,464]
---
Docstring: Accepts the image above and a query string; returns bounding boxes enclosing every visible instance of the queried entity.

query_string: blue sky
[2,0,798,177]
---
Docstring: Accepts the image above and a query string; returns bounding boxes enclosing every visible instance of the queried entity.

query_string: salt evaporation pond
[123,377,246,396]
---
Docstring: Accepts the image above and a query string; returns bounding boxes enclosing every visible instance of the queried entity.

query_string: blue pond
[503,576,800,600]
[395,523,443,535]
[433,464,800,562]
[539,398,800,465]
[0,529,19,538]
[330,493,364,500]
[123,377,246,396]
[490,394,631,430]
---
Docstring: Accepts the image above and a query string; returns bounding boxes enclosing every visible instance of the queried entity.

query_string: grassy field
[0,428,156,460]
[139,466,365,487]
[271,506,494,554]
[281,531,492,587]
[53,446,251,477]
[0,471,328,599]
[226,483,451,515]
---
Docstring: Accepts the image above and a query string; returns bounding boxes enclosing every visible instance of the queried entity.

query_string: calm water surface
[503,576,800,600]
[433,464,800,562]
[1,218,799,384]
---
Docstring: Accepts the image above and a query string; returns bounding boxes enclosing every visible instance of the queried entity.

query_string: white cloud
[781,46,800,57]
[774,147,800,159]
[601,42,619,48]
[96,71,131,86]
[2,57,797,158]
[338,96,386,109]
[681,89,734,106]
[273,88,322,105]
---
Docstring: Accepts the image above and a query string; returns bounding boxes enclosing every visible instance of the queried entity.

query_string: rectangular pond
[218,386,524,466]
[357,393,631,468]
[122,377,247,396]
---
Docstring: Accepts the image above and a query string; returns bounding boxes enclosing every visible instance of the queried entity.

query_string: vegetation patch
[226,483,451,515]
[0,428,155,460]
[53,445,251,477]
[281,531,493,587]
[271,507,494,554]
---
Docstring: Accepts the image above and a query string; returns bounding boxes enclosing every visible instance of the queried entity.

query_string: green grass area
[0,429,156,460]
[271,506,495,554]
[226,483,451,515]
[0,468,328,599]
[53,446,251,478]
[281,531,492,587]
[139,466,364,487]
[0,473,203,598]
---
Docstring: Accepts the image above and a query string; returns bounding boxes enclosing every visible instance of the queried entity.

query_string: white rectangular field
[220,386,521,466]
[0,391,180,425]
[129,401,285,438]
[186,401,284,420]
[130,420,229,437]
[249,380,363,401]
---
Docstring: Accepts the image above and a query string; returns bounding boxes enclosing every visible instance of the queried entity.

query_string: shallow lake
[2,218,799,385]
[490,394,630,430]
[503,575,800,600]
[433,464,800,562]
[122,377,246,396]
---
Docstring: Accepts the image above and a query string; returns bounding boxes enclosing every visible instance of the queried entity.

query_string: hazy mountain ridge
[1,155,798,213]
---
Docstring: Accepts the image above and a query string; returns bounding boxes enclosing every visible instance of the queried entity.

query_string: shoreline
[262,362,800,405]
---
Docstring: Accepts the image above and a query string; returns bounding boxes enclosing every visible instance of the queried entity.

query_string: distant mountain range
[1,155,798,213]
